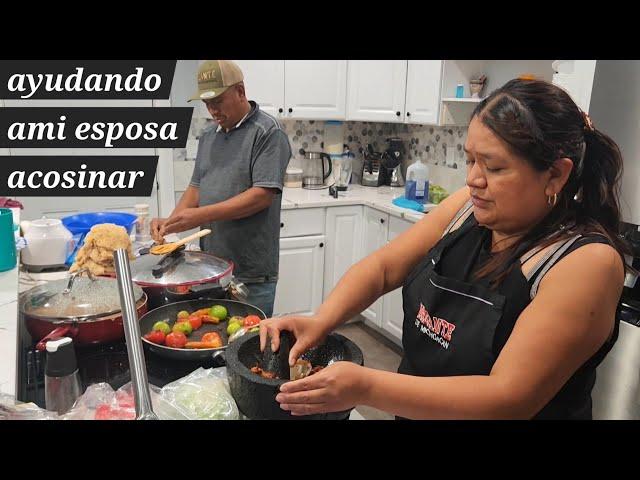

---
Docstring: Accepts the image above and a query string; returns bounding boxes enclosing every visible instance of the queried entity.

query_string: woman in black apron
[263,79,631,420]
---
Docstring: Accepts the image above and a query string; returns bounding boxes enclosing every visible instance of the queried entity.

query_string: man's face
[203,84,245,130]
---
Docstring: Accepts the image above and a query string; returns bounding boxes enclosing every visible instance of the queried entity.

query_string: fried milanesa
[70,223,135,276]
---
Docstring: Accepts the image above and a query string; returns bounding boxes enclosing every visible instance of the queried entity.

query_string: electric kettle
[299,149,332,189]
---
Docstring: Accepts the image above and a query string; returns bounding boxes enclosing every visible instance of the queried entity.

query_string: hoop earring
[547,193,558,207]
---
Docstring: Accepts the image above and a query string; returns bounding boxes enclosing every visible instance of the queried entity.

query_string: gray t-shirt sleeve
[189,136,207,188]
[250,128,292,191]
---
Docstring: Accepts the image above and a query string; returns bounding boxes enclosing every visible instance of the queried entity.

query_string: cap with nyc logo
[188,60,244,102]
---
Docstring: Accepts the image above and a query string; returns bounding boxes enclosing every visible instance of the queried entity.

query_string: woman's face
[464,116,551,235]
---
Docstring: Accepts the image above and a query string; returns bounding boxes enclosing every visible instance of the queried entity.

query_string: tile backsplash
[173,116,469,195]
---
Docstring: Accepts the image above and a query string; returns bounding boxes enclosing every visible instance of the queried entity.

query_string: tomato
[172,321,193,336]
[201,315,220,324]
[144,330,166,345]
[165,331,188,348]
[210,305,228,321]
[243,315,261,328]
[201,332,222,346]
[152,321,171,335]
[186,315,203,330]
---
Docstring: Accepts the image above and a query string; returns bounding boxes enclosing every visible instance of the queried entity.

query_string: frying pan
[138,298,266,361]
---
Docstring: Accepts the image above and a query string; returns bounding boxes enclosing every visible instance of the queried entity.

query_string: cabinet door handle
[280,222,284,228]
[319,242,324,248]
[278,108,283,113]
[380,218,385,224]
[288,107,293,113]
[395,111,401,117]
[406,112,411,117]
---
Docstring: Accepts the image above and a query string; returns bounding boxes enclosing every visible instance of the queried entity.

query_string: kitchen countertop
[0,265,19,397]
[281,184,437,223]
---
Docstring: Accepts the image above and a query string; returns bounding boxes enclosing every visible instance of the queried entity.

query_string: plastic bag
[60,382,162,420]
[0,393,60,420]
[155,367,239,420]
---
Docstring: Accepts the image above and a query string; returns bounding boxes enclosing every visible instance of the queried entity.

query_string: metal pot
[225,332,364,420]
[129,250,248,310]
[20,273,148,351]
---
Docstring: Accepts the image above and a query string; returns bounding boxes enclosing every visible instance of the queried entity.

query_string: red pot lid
[20,276,144,321]
[129,251,233,287]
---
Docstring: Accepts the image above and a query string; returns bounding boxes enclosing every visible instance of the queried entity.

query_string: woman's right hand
[150,218,166,244]
[259,315,330,367]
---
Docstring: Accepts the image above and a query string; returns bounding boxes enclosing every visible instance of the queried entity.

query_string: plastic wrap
[155,367,239,420]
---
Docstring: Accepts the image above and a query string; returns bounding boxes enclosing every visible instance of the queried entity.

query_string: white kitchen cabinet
[404,60,443,125]
[360,207,389,327]
[279,207,325,238]
[346,60,408,123]
[233,60,285,118]
[323,206,363,299]
[284,61,347,120]
[381,216,414,342]
[273,235,325,316]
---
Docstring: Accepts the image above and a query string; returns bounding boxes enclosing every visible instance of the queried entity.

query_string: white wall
[589,61,640,225]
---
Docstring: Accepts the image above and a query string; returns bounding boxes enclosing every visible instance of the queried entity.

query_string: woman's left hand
[276,361,369,416]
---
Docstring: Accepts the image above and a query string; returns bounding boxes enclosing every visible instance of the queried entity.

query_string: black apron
[398,216,506,378]
[396,208,619,419]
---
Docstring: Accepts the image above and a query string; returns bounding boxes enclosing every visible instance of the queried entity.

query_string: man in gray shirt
[151,60,291,317]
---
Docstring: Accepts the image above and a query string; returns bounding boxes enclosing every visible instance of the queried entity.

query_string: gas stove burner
[19,338,227,407]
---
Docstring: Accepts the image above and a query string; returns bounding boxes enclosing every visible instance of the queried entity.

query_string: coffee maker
[381,137,405,187]
[360,144,384,187]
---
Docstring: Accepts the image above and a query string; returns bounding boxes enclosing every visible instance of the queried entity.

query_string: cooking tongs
[151,245,186,278]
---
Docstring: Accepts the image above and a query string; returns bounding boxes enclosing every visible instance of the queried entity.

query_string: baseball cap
[188,60,244,102]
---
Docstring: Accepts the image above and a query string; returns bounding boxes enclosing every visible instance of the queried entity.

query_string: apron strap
[442,200,474,237]
[529,234,582,299]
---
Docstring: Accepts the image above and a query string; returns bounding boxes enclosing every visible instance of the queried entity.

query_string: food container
[284,168,303,188]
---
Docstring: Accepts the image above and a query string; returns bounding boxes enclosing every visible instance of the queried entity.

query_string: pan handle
[228,278,249,302]
[36,325,76,351]
[212,349,226,362]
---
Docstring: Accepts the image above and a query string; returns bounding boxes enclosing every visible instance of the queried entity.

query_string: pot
[20,273,148,351]
[129,250,248,310]
[138,298,266,362]
[225,331,364,420]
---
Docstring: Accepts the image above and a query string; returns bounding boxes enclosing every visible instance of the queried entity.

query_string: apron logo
[416,303,456,349]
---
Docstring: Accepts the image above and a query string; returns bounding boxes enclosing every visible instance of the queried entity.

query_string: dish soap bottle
[405,160,429,204]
